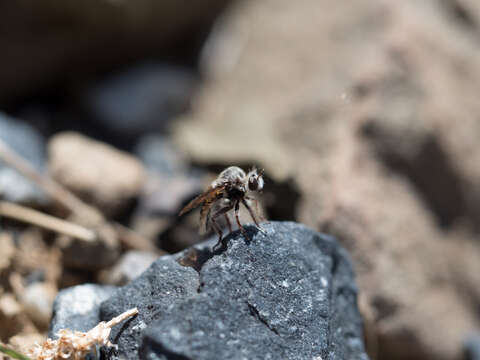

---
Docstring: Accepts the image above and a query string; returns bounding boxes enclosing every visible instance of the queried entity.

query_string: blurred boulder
[134,134,188,176]
[99,250,158,285]
[0,294,25,341]
[465,335,480,360]
[84,63,196,143]
[48,132,145,217]
[56,207,121,270]
[131,134,205,247]
[0,1,230,105]
[173,0,480,359]
[0,233,15,271]
[135,173,204,219]
[49,284,116,337]
[0,112,47,204]
[20,281,56,330]
[134,135,203,216]
[99,222,367,360]
[361,104,480,230]
[58,228,120,271]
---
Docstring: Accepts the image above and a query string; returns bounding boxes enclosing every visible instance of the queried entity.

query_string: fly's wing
[199,202,212,234]
[178,185,226,216]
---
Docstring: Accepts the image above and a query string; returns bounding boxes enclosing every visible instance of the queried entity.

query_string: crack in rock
[246,301,280,336]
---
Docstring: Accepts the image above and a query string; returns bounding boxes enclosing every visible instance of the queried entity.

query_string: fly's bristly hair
[178,165,267,250]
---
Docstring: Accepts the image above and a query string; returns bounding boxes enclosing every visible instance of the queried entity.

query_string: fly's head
[246,167,265,193]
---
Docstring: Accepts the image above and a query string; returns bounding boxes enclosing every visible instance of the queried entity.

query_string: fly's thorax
[226,183,246,200]
[219,166,246,182]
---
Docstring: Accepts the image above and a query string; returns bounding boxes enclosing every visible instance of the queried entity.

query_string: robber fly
[179,166,267,250]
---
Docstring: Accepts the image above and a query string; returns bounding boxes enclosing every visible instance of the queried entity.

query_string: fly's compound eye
[248,176,258,191]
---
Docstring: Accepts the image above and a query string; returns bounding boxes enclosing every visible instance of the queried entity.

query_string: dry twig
[113,223,162,253]
[28,308,138,360]
[0,201,96,242]
[0,139,155,251]
[0,140,91,216]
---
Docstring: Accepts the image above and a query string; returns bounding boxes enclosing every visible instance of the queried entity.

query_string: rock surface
[0,112,47,204]
[49,222,367,360]
[48,132,145,216]
[49,284,116,338]
[96,221,367,360]
[100,256,199,359]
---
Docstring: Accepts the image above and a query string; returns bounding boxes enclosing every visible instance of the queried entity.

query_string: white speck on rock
[320,277,328,287]
[169,327,182,341]
[69,287,101,316]
[216,320,225,329]
[260,310,270,317]
[132,321,147,332]
[227,339,240,346]
[193,330,205,337]
[220,258,233,269]
[281,280,290,288]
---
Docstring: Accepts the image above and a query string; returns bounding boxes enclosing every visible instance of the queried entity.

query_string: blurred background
[1,0,480,359]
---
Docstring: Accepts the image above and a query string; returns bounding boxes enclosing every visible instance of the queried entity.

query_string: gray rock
[100,257,199,359]
[131,135,205,243]
[21,282,56,329]
[133,134,204,218]
[48,132,145,217]
[100,250,159,286]
[85,63,196,138]
[49,284,117,338]
[465,335,480,360]
[135,174,204,218]
[134,135,188,177]
[100,221,368,360]
[0,112,47,204]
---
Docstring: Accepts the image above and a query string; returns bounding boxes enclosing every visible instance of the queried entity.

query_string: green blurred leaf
[0,344,31,360]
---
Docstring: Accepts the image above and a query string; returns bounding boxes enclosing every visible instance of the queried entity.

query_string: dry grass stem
[0,201,96,242]
[105,307,139,328]
[113,223,162,253]
[0,140,91,216]
[0,139,154,251]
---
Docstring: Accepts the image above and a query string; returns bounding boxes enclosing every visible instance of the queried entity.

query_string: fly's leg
[211,216,224,251]
[245,196,269,224]
[210,203,234,251]
[224,213,233,233]
[234,201,249,241]
[242,198,267,235]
